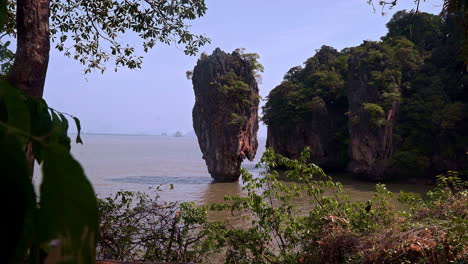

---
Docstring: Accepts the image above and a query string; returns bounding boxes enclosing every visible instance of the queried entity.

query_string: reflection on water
[33,134,432,212]
[200,181,244,204]
[332,173,431,202]
[199,179,251,231]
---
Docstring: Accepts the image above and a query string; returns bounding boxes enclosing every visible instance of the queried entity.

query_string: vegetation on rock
[263,10,467,179]
[263,45,348,127]
[191,48,260,181]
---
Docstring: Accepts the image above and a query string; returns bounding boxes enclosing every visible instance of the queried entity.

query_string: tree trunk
[7,0,50,97]
[7,0,51,177]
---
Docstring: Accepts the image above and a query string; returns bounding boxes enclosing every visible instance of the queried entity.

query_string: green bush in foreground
[96,187,221,263]
[97,148,467,264]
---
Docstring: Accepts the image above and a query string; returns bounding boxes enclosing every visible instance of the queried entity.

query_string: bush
[363,103,388,127]
[97,149,468,263]
[96,189,221,263]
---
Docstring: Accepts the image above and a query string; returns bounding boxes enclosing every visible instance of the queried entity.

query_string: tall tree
[0,1,210,262]
[1,0,209,176]
[2,0,210,97]
[7,0,50,97]
[368,0,467,64]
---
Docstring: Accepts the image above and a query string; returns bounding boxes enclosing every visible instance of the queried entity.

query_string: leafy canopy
[262,45,348,127]
[3,0,210,73]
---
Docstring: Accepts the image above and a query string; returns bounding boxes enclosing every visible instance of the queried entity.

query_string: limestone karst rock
[264,43,400,180]
[191,48,259,181]
[264,46,349,172]
[265,94,348,171]
[263,11,468,180]
[346,42,400,180]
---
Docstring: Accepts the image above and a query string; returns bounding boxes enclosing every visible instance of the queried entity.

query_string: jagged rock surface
[266,98,348,170]
[263,46,349,171]
[264,11,468,181]
[346,43,399,180]
[192,48,259,181]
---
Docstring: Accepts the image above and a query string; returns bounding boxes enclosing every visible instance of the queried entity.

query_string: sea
[33,134,431,206]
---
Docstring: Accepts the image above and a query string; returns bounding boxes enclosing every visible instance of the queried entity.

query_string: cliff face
[266,96,348,170]
[264,11,468,181]
[192,48,259,182]
[346,42,400,180]
[264,43,401,180]
[263,46,349,171]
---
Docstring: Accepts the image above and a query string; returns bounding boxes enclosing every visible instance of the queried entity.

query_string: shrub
[97,149,467,263]
[96,189,220,263]
[210,148,467,263]
[363,103,387,127]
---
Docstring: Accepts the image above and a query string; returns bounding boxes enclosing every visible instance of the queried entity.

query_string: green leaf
[0,135,36,263]
[59,113,69,133]
[0,80,31,141]
[29,98,52,164]
[49,110,62,140]
[73,117,83,144]
[38,144,97,264]
[50,110,71,151]
[0,0,7,28]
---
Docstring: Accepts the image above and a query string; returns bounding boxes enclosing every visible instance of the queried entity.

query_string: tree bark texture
[8,0,50,97]
[7,0,51,177]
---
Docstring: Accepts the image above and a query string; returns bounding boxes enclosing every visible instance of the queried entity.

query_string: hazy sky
[43,0,443,137]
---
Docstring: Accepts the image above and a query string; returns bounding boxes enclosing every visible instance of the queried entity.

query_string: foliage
[1,1,212,259]
[263,10,467,177]
[3,0,210,73]
[392,150,431,175]
[233,48,265,82]
[392,14,467,174]
[186,70,194,80]
[262,81,307,126]
[0,2,12,76]
[97,148,468,263]
[1,0,213,261]
[362,103,387,127]
[209,148,336,263]
[0,39,14,75]
[262,45,348,127]
[96,189,220,263]
[1,134,35,264]
[210,148,468,263]
[228,112,248,127]
[383,10,443,50]
[306,70,345,101]
[351,40,411,114]
[262,45,350,169]
[219,71,250,96]
[367,0,467,64]
[193,48,261,128]
[0,80,97,263]
[217,70,252,126]
[350,114,360,126]
[283,66,303,82]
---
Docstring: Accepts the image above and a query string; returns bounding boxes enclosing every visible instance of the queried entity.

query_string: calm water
[33,134,431,205]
